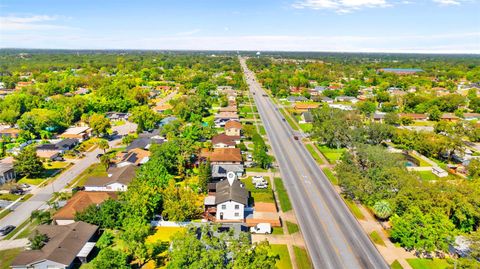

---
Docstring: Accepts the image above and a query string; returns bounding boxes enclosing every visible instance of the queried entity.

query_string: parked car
[282,118,286,122]
[250,223,271,234]
[246,154,253,162]
[10,188,24,195]
[0,225,15,236]
[96,153,103,158]
[72,186,85,192]
[255,182,268,189]
[293,135,299,140]
[19,183,31,189]
[252,176,267,185]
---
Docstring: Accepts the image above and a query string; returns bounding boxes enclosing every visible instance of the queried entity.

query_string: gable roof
[201,148,242,162]
[119,148,151,165]
[53,191,117,220]
[215,179,248,205]
[85,165,136,187]
[212,133,240,147]
[219,106,238,113]
[225,120,242,130]
[12,221,98,267]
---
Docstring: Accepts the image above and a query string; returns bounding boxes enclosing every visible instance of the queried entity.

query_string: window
[235,205,239,210]
[234,212,239,217]
[221,204,226,210]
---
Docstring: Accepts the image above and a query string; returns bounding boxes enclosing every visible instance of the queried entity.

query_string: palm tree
[372,200,392,220]
[96,139,109,153]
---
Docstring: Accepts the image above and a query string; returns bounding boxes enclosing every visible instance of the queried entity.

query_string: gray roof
[302,112,313,122]
[211,164,244,178]
[215,179,248,205]
[85,164,136,187]
[0,163,13,174]
[287,96,308,102]
[12,222,98,267]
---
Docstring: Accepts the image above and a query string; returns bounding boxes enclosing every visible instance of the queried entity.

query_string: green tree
[30,210,51,224]
[372,200,392,220]
[88,113,111,136]
[428,105,442,121]
[97,138,110,153]
[14,146,45,178]
[75,199,125,229]
[29,231,49,250]
[357,101,376,117]
[130,105,160,133]
[467,159,480,179]
[198,160,211,193]
[92,248,130,269]
[162,180,202,221]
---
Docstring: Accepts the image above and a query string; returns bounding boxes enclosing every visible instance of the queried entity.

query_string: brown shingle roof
[215,179,248,205]
[225,120,242,130]
[212,133,240,147]
[11,221,98,267]
[53,191,117,221]
[201,148,242,162]
[398,113,428,120]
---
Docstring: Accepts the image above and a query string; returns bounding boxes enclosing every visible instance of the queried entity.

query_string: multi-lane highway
[240,57,389,269]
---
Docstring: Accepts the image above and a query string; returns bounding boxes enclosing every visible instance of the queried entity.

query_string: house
[335,96,359,103]
[156,85,172,92]
[105,112,129,121]
[53,191,117,225]
[463,113,480,120]
[200,148,243,165]
[378,68,423,75]
[153,103,173,113]
[15,81,33,90]
[116,148,151,167]
[398,113,428,121]
[0,157,15,185]
[36,139,79,154]
[321,97,334,104]
[211,164,244,180]
[60,127,91,141]
[36,150,61,160]
[215,112,239,127]
[328,104,353,111]
[204,172,248,221]
[11,221,99,269]
[126,135,165,151]
[219,106,238,113]
[224,120,242,137]
[287,96,308,103]
[293,103,319,112]
[373,113,386,123]
[441,113,460,122]
[0,128,20,139]
[212,133,241,148]
[84,164,136,192]
[300,111,313,123]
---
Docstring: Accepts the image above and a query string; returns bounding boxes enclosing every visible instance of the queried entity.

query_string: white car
[252,176,265,184]
[255,182,268,189]
[250,223,272,234]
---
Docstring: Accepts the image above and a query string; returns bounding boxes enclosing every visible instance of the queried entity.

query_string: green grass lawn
[0,248,22,269]
[286,221,299,234]
[15,221,38,239]
[0,209,12,220]
[293,246,313,269]
[406,259,450,269]
[345,200,365,220]
[252,192,275,203]
[112,120,126,126]
[0,193,22,201]
[67,163,105,188]
[369,231,386,246]
[416,171,438,181]
[243,177,275,203]
[299,123,312,133]
[316,145,346,164]
[391,260,404,269]
[270,244,292,269]
[305,144,324,164]
[259,125,266,135]
[274,177,292,212]
[246,167,269,173]
[272,227,284,235]
[146,227,186,244]
[322,168,338,185]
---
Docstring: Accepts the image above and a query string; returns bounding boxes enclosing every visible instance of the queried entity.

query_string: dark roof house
[215,178,248,205]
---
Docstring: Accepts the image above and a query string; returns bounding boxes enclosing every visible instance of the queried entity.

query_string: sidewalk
[0,238,28,251]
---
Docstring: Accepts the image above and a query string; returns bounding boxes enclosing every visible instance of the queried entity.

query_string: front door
[220,212,224,220]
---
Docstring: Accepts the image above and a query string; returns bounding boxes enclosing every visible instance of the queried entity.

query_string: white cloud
[175,29,201,36]
[0,15,73,31]
[292,0,390,13]
[433,0,461,5]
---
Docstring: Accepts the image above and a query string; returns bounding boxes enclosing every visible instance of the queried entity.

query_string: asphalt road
[240,57,389,269]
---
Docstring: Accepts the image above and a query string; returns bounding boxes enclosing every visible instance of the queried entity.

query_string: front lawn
[286,221,299,234]
[272,227,284,235]
[406,258,449,269]
[344,200,365,220]
[316,145,346,164]
[416,171,438,181]
[299,123,312,133]
[246,167,269,173]
[146,227,186,244]
[305,144,323,164]
[274,177,292,212]
[369,231,385,246]
[0,248,22,269]
[270,244,292,269]
[67,163,105,188]
[293,246,313,269]
[322,168,338,185]
[391,260,404,269]
[243,177,275,203]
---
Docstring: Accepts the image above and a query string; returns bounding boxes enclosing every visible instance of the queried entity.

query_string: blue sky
[0,0,479,53]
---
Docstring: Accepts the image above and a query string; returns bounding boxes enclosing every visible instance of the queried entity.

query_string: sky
[0,0,479,53]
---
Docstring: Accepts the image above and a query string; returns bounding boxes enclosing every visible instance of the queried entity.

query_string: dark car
[282,118,286,122]
[72,186,85,192]
[293,135,299,141]
[0,225,15,236]
[9,188,24,195]
[262,94,268,97]
[96,153,104,159]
